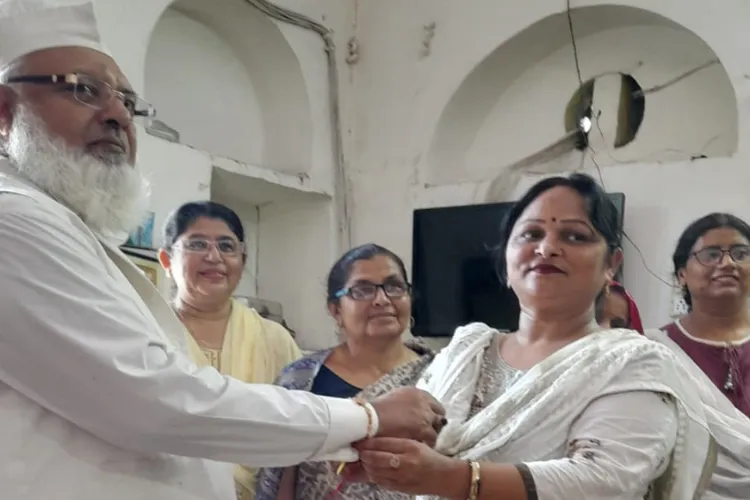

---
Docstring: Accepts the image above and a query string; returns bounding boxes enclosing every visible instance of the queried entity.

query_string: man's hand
[369,387,446,447]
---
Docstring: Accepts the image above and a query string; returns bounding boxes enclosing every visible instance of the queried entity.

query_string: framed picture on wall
[120,246,172,298]
[128,253,160,288]
[125,211,156,248]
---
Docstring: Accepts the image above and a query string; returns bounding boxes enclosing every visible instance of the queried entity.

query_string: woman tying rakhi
[349,174,715,500]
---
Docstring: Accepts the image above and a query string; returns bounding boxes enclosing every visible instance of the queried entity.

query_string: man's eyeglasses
[692,244,750,266]
[174,238,245,257]
[335,282,411,301]
[6,73,155,120]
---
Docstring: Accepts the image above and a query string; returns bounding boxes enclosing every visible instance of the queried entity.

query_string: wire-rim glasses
[6,73,155,120]
[173,237,245,257]
[334,282,411,301]
[691,244,750,267]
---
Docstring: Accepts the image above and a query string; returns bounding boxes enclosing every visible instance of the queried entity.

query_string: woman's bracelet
[467,460,481,500]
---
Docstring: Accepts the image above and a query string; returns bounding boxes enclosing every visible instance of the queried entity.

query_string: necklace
[723,343,740,392]
[172,303,231,350]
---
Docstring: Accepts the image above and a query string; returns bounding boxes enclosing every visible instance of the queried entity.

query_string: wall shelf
[211,153,332,206]
[121,245,158,262]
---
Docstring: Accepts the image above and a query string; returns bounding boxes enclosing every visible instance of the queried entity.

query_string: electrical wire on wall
[634,59,720,98]
[242,0,352,250]
[565,0,675,288]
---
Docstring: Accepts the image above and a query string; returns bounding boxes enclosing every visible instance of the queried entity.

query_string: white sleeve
[524,390,678,500]
[0,195,371,467]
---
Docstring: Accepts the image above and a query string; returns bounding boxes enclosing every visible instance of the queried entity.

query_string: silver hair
[6,103,151,234]
[0,59,19,83]
[0,65,9,156]
[0,59,21,157]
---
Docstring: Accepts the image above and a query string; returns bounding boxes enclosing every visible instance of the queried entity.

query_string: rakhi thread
[325,463,347,500]
[325,479,345,500]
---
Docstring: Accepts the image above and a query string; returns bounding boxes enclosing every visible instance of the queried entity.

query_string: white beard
[5,105,151,236]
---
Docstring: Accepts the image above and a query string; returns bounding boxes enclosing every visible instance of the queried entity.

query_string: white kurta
[0,163,370,499]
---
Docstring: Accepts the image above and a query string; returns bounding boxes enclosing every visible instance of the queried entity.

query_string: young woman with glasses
[657,212,750,415]
[158,201,302,500]
[646,212,750,499]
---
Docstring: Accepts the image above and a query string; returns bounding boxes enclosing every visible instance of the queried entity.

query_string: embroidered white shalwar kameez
[416,323,716,500]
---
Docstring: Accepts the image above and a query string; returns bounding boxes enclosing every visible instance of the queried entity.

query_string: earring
[603,280,611,297]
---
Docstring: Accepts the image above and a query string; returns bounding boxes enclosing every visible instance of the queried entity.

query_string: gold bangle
[467,460,481,500]
[353,397,375,437]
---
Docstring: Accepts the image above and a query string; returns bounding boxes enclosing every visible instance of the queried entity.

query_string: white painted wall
[456,26,735,185]
[348,0,750,333]
[90,0,353,349]
[258,198,337,348]
[138,131,212,249]
[145,9,265,166]
[91,0,750,349]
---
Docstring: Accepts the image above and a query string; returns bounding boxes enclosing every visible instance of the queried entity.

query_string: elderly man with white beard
[0,1,446,499]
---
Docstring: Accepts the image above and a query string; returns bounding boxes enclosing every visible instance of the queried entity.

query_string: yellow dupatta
[183,299,302,498]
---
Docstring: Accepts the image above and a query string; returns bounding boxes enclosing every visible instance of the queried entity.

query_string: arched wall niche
[145,0,313,174]
[425,5,738,187]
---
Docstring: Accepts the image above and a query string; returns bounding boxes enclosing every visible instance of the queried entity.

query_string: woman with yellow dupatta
[158,201,301,500]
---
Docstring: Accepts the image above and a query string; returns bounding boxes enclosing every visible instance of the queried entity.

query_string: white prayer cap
[0,0,112,70]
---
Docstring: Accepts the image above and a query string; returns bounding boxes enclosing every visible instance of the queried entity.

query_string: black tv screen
[411,193,625,337]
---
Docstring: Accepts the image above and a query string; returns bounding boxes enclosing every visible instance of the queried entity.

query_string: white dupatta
[645,328,750,499]
[417,323,715,499]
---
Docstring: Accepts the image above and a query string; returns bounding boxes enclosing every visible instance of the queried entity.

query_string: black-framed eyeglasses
[692,244,750,266]
[335,282,411,301]
[174,237,245,257]
[6,73,156,120]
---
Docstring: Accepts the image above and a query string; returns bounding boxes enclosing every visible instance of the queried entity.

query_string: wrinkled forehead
[346,256,404,285]
[14,46,131,91]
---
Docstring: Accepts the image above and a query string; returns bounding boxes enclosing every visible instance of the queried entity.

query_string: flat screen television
[411,193,625,337]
